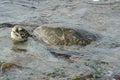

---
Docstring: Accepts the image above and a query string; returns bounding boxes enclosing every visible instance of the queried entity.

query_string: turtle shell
[33,26,97,46]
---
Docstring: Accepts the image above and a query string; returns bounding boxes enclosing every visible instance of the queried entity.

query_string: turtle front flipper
[77,38,92,46]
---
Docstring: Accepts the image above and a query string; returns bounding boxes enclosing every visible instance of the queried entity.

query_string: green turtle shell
[33,26,97,46]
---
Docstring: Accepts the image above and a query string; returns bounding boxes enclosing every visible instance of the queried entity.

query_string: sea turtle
[11,25,98,46]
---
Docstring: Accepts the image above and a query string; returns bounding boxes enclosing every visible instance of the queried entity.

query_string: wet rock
[1,63,31,73]
[0,23,15,28]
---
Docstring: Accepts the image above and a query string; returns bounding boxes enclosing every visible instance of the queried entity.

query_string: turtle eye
[16,28,19,32]
[18,27,25,32]
[18,27,22,30]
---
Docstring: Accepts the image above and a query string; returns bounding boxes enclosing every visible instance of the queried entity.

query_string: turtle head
[11,25,30,42]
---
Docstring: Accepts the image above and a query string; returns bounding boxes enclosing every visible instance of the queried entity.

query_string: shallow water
[0,0,120,80]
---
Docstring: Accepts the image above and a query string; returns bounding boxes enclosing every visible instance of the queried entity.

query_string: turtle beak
[13,31,16,33]
[12,27,19,36]
[12,27,16,32]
